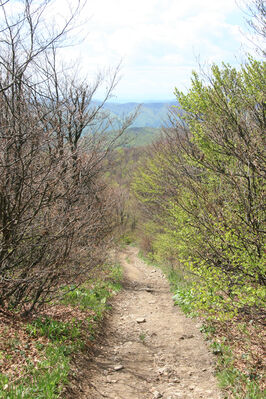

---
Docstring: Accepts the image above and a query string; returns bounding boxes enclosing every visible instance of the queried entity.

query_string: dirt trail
[79,247,222,399]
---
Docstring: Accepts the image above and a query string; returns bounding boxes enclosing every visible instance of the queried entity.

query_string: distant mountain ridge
[99,100,177,128]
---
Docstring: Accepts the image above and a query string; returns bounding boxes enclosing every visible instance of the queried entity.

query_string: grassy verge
[0,262,122,398]
[138,249,265,399]
[199,321,265,399]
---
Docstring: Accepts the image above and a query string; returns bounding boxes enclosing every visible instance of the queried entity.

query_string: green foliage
[0,344,69,398]
[133,57,266,321]
[199,323,216,339]
[214,342,265,399]
[120,233,135,245]
[132,58,265,394]
[120,127,161,147]
[62,264,123,342]
[172,287,196,316]
[26,318,81,344]
[0,263,123,398]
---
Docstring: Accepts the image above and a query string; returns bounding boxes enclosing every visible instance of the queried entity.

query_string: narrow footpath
[74,247,222,399]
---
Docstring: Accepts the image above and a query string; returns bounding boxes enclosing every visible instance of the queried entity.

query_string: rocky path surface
[80,247,222,399]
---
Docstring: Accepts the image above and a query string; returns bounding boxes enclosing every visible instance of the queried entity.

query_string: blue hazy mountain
[99,100,177,128]
[87,100,179,147]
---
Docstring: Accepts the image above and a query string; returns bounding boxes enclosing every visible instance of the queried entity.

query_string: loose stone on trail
[153,390,163,398]
[136,317,146,323]
[113,364,124,371]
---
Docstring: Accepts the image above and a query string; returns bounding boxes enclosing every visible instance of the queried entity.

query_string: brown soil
[70,247,222,399]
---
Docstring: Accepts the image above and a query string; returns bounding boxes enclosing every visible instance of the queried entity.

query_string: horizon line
[95,98,177,104]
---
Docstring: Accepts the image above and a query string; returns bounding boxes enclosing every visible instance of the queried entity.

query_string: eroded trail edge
[77,247,222,399]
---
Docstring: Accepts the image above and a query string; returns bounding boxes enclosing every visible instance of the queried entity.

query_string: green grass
[0,263,123,399]
[137,249,157,266]
[213,341,265,399]
[172,287,196,316]
[0,344,70,398]
[139,332,146,343]
[165,266,197,316]
[199,323,216,339]
[26,317,82,343]
[62,264,122,309]
[197,321,265,398]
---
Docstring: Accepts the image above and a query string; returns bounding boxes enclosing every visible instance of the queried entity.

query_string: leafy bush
[172,288,196,316]
[133,57,266,320]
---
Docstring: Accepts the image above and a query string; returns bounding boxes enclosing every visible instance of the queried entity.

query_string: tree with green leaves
[133,57,265,319]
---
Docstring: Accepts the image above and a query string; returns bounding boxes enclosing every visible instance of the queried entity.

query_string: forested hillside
[99,100,177,128]
[117,127,161,147]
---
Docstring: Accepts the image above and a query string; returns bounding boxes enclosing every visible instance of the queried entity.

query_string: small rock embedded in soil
[153,391,163,398]
[106,376,118,383]
[113,364,124,371]
[157,366,170,376]
[179,334,194,340]
[136,317,146,323]
[171,377,181,383]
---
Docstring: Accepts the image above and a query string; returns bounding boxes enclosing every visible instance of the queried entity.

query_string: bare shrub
[0,0,134,313]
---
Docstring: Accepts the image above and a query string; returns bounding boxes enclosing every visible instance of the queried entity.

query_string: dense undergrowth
[0,262,122,398]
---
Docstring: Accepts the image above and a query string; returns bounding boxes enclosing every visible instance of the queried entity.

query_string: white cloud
[5,0,252,101]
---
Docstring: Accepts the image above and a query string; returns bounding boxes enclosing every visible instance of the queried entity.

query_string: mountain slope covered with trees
[100,100,176,128]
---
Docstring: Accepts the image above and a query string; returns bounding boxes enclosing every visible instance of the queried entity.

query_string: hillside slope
[98,100,177,128]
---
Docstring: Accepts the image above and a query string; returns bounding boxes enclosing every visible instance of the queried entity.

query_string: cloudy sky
[70,0,253,102]
[13,0,254,102]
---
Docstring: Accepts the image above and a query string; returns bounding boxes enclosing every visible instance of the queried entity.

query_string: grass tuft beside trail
[0,262,122,398]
